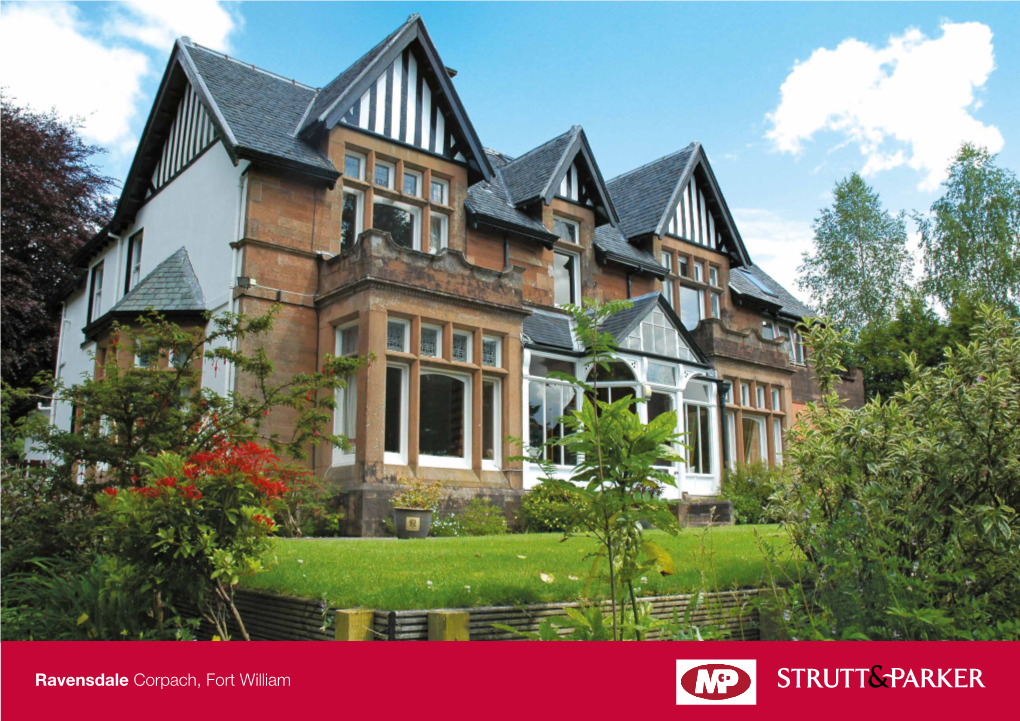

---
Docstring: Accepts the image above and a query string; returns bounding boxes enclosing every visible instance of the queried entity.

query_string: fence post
[428,610,470,641]
[335,609,375,641]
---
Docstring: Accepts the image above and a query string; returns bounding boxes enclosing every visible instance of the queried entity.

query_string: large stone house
[53,15,862,535]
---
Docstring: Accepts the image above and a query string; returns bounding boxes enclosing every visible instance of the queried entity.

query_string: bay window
[419,370,471,468]
[373,198,419,250]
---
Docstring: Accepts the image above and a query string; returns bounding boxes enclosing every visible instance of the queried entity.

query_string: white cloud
[0,1,239,154]
[766,22,1003,191]
[732,208,815,305]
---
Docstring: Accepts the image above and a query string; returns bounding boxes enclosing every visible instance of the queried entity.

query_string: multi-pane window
[482,337,501,367]
[403,169,421,197]
[420,371,470,467]
[341,188,364,250]
[88,262,104,324]
[553,216,579,244]
[452,331,471,363]
[334,324,359,461]
[709,266,719,286]
[756,386,766,409]
[554,251,578,306]
[623,308,687,359]
[125,231,143,294]
[373,199,419,249]
[429,213,447,253]
[679,285,701,330]
[526,355,578,466]
[420,326,441,357]
[374,160,394,188]
[771,388,781,411]
[344,152,365,180]
[430,178,449,205]
[684,381,713,475]
[384,365,408,462]
[387,319,409,353]
[482,378,500,468]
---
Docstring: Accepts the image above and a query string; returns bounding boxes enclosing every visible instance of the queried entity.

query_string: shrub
[428,514,463,537]
[520,483,587,533]
[389,477,444,510]
[765,307,1020,641]
[457,498,508,536]
[720,461,786,524]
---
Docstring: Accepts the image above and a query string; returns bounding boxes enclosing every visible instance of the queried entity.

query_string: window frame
[344,151,366,181]
[553,248,581,307]
[374,159,395,189]
[660,251,673,273]
[341,187,365,251]
[694,263,704,283]
[525,351,581,468]
[482,377,502,471]
[430,177,449,205]
[372,196,421,250]
[451,330,472,363]
[418,368,472,470]
[386,318,410,353]
[662,278,674,309]
[420,324,442,358]
[125,231,143,295]
[482,336,502,368]
[553,215,580,244]
[742,414,768,464]
[709,266,719,287]
[771,387,781,411]
[384,363,409,465]
[710,291,720,318]
[773,418,784,464]
[87,261,104,324]
[756,386,766,409]
[333,322,360,465]
[403,168,422,197]
[740,382,750,407]
[429,212,448,254]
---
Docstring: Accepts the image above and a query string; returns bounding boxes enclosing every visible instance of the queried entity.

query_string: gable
[602,292,708,365]
[149,80,218,196]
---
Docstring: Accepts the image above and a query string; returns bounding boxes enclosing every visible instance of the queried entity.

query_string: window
[771,388,781,411]
[420,325,442,358]
[341,188,364,250]
[709,266,719,286]
[403,169,421,197]
[710,292,720,318]
[779,326,796,362]
[660,252,672,273]
[344,152,365,180]
[773,418,783,464]
[648,391,678,466]
[726,411,737,470]
[554,251,578,306]
[384,365,408,464]
[679,285,701,330]
[694,263,704,283]
[429,213,448,253]
[742,416,767,463]
[740,382,750,407]
[482,337,501,367]
[135,348,158,368]
[624,308,689,359]
[387,319,409,353]
[483,378,501,469]
[678,257,689,278]
[526,354,578,466]
[761,318,776,340]
[334,324,359,462]
[684,383,713,475]
[125,231,143,294]
[756,386,766,409]
[553,216,579,244]
[374,160,394,188]
[722,384,732,405]
[662,278,674,308]
[87,262,104,324]
[647,362,676,386]
[373,198,420,250]
[430,178,449,205]
[746,273,777,296]
[452,331,472,363]
[795,332,806,364]
[419,371,471,468]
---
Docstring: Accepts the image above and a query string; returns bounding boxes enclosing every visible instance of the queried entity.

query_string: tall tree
[798,172,912,339]
[1,94,115,389]
[916,144,1020,314]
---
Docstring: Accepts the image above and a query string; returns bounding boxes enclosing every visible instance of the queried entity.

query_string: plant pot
[393,508,434,539]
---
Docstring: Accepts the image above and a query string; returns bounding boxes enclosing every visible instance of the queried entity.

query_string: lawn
[242,525,802,610]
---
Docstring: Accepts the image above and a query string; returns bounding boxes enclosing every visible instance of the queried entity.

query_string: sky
[2,1,1017,304]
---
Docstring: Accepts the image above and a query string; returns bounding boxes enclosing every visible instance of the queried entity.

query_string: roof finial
[407,13,420,22]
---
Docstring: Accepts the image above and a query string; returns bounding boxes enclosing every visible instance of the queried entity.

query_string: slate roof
[594,225,666,278]
[498,127,577,204]
[729,265,814,321]
[599,292,662,342]
[184,44,335,177]
[465,152,559,243]
[606,144,697,239]
[523,311,575,350]
[298,18,413,134]
[110,248,206,314]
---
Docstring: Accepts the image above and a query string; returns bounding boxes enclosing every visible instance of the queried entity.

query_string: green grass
[242,525,802,610]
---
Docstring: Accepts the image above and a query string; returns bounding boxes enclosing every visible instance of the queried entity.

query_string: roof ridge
[606,142,697,184]
[187,41,316,91]
[502,126,576,169]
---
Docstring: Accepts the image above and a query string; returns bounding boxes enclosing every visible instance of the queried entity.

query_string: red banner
[2,641,1012,719]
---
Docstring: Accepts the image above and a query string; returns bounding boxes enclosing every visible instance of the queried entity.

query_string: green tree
[798,173,912,339]
[916,144,1020,314]
[852,291,979,399]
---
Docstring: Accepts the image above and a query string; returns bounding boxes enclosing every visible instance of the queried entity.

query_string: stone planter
[393,508,434,539]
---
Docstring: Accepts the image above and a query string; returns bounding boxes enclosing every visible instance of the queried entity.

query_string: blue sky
[3,2,1017,302]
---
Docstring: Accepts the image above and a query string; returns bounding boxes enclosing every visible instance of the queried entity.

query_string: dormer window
[375,160,394,189]
[430,178,449,205]
[553,216,579,244]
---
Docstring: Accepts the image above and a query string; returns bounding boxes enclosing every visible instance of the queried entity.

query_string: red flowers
[103,488,119,497]
[156,477,177,488]
[252,514,275,529]
[180,484,203,500]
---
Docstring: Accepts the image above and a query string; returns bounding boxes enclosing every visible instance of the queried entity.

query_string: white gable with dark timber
[149,81,218,195]
[339,46,465,161]
[665,168,722,250]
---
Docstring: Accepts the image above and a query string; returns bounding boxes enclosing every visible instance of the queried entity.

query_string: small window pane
[709,267,719,286]
[430,215,446,252]
[647,362,676,386]
[421,327,440,357]
[528,381,545,455]
[529,356,574,378]
[662,279,674,308]
[711,292,720,318]
[678,258,689,277]
[679,286,700,330]
[341,191,360,250]
[387,321,406,352]
[431,179,447,204]
[757,387,766,408]
[373,203,415,249]
[772,388,781,411]
[761,319,775,340]
[344,154,362,179]
[452,333,469,362]
[554,252,576,305]
[694,264,704,282]
[743,417,764,462]
[482,338,499,367]
[403,173,419,196]
[374,163,391,187]
[340,326,359,356]
[661,252,672,272]
[685,381,711,403]
[554,217,578,243]
[420,374,466,458]
[483,380,497,463]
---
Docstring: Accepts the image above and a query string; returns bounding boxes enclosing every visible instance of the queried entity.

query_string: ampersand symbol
[869,665,889,688]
